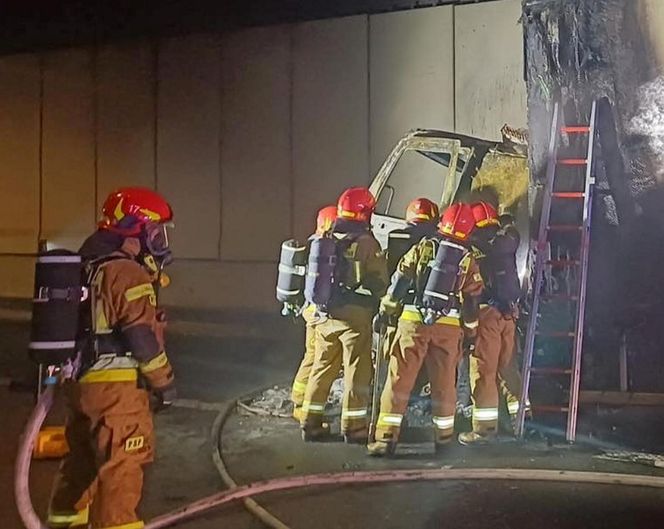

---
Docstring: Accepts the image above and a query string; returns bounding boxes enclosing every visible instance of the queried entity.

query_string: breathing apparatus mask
[139,221,174,286]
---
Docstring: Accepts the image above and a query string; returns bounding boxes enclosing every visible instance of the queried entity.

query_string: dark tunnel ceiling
[0,0,502,53]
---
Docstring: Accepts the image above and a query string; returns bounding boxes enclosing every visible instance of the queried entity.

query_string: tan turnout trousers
[470,305,522,434]
[49,380,154,529]
[300,305,373,434]
[291,305,318,409]
[375,314,463,445]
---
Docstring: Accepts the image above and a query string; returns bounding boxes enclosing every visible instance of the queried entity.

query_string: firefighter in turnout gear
[48,187,176,529]
[386,198,440,275]
[291,205,337,422]
[459,202,523,445]
[381,198,441,361]
[300,187,388,443]
[367,203,483,457]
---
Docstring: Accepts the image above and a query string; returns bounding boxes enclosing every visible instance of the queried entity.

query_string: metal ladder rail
[566,100,597,441]
[515,102,561,439]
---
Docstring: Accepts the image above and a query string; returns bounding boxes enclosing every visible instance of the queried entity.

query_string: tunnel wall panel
[0,54,40,254]
[292,16,369,242]
[161,260,278,310]
[455,0,527,140]
[97,41,156,209]
[369,7,455,174]
[0,256,35,298]
[220,26,292,261]
[157,35,222,259]
[41,48,96,251]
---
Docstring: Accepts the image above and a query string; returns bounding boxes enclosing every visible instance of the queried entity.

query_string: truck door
[369,136,469,249]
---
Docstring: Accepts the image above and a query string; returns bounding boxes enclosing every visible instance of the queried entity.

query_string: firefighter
[48,187,176,529]
[383,198,440,363]
[459,202,523,445]
[300,187,388,443]
[291,205,337,422]
[386,198,440,274]
[367,203,483,457]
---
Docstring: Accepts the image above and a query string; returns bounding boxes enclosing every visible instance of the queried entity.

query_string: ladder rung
[561,125,591,134]
[558,158,588,166]
[531,405,569,413]
[552,192,585,198]
[547,224,582,232]
[545,259,580,267]
[530,367,573,375]
[536,331,576,338]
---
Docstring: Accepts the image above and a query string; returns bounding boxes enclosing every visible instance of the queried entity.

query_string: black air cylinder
[29,250,83,365]
[420,241,466,323]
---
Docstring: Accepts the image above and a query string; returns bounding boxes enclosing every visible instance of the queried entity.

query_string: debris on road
[594,450,664,469]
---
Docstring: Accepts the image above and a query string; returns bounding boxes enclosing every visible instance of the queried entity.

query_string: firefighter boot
[301,422,331,442]
[458,431,495,446]
[343,427,369,445]
[434,437,453,456]
[47,505,89,528]
[367,440,396,457]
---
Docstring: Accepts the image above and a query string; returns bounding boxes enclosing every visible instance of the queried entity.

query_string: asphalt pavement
[3,310,664,529]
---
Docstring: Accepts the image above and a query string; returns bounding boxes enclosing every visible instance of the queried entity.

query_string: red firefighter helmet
[405,198,439,224]
[99,187,173,236]
[316,205,337,235]
[337,187,376,223]
[438,203,476,241]
[471,201,500,228]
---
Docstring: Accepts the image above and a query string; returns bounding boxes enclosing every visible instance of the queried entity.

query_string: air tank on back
[29,250,85,366]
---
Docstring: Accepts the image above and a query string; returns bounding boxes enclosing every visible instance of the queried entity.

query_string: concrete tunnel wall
[0,0,527,311]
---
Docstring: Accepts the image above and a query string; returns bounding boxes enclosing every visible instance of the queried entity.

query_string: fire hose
[15,384,664,529]
[14,384,54,529]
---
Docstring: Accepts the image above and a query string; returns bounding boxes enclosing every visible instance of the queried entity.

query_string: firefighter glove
[151,386,177,413]
[379,294,401,317]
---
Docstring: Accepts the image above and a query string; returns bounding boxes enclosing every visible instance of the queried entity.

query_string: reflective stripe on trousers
[473,407,499,422]
[400,305,461,327]
[47,505,89,527]
[342,408,368,419]
[302,401,325,414]
[79,354,139,384]
[99,521,145,529]
[432,415,455,430]
[377,413,403,427]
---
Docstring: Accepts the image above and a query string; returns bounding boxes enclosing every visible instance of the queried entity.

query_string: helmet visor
[145,222,173,257]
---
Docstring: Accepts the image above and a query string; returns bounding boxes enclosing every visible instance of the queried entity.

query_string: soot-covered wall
[523,0,664,390]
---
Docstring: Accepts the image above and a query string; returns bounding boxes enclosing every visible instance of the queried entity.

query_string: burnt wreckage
[523,0,664,392]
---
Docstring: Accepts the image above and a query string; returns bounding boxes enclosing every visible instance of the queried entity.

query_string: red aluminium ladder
[516,101,598,442]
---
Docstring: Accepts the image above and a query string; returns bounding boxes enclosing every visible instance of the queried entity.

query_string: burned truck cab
[368,128,530,281]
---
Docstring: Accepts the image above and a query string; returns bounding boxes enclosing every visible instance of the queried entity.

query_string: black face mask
[471,225,499,252]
